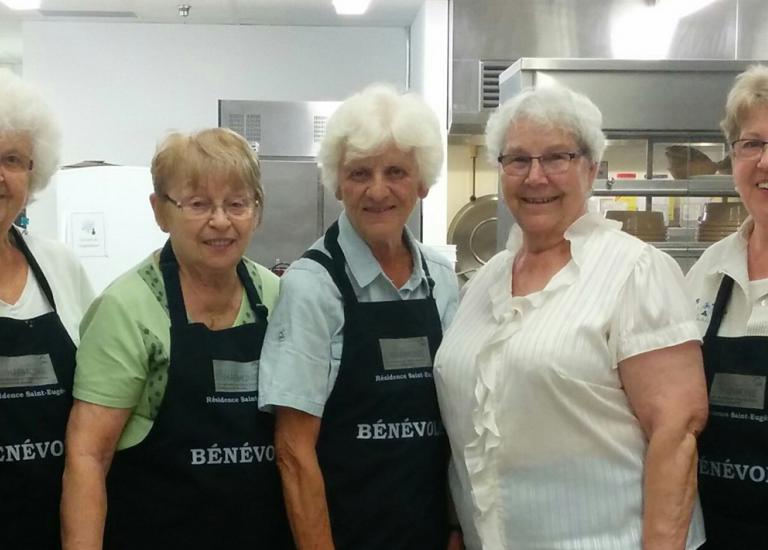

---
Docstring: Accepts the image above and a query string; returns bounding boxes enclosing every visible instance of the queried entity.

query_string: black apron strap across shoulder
[705,274,735,340]
[159,240,188,327]
[8,226,57,311]
[300,222,357,305]
[235,260,265,311]
[416,246,436,298]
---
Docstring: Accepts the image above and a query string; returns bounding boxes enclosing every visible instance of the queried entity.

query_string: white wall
[22,21,408,167]
[409,0,449,246]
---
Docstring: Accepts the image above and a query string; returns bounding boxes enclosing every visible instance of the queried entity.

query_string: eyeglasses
[497,151,582,177]
[731,138,768,160]
[0,153,33,173]
[162,194,257,220]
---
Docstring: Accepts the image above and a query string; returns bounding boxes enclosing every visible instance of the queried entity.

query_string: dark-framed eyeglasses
[731,138,768,160]
[497,151,582,177]
[162,193,257,220]
[0,153,33,173]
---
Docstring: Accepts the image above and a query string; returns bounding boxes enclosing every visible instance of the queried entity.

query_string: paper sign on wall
[68,212,107,257]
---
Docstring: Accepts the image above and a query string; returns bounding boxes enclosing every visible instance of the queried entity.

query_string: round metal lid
[447,194,498,281]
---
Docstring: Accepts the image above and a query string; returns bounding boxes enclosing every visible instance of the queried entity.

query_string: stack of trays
[698,202,747,242]
[605,210,667,242]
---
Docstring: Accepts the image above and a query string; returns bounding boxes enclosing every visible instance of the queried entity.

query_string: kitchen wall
[409,0,449,245]
[22,21,408,167]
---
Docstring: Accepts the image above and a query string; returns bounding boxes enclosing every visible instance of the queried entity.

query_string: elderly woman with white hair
[688,65,768,549]
[434,84,708,549]
[0,69,94,548]
[258,84,459,549]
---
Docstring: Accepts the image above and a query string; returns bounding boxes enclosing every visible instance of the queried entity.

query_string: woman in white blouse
[687,65,768,549]
[434,84,708,550]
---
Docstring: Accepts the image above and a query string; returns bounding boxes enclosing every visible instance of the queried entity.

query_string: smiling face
[500,119,597,248]
[336,144,427,249]
[151,174,258,276]
[0,132,33,234]
[733,104,768,225]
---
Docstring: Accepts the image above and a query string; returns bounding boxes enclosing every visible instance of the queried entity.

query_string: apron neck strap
[159,239,261,327]
[705,274,735,340]
[323,220,436,300]
[320,221,358,305]
[9,226,57,311]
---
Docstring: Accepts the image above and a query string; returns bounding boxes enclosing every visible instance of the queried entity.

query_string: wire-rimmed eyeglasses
[497,151,582,177]
[162,194,257,220]
[0,153,33,173]
[731,139,768,160]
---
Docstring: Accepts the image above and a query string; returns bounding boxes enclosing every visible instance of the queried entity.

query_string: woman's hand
[61,400,131,550]
[619,341,708,550]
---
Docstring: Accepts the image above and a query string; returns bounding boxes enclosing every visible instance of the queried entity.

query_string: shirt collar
[337,211,426,291]
[504,211,618,269]
[493,212,612,316]
[701,215,751,284]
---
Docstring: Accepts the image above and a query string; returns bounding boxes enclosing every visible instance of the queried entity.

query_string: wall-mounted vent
[245,114,261,144]
[225,113,261,146]
[481,60,512,110]
[227,114,245,138]
[313,116,328,143]
[39,10,137,18]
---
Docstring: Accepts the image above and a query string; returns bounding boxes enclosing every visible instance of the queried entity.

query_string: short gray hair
[318,84,443,192]
[721,65,768,145]
[0,69,61,197]
[485,84,606,165]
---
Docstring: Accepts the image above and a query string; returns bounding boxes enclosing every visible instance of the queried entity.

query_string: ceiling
[0,0,426,63]
[0,0,425,25]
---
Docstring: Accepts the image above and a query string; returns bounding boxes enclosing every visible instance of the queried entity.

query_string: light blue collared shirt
[258,211,459,417]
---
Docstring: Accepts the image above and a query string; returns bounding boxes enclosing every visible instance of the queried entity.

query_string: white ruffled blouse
[434,212,705,550]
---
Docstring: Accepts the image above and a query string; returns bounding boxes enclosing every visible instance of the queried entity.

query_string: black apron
[699,275,768,549]
[303,221,449,550]
[104,240,292,550]
[0,227,76,550]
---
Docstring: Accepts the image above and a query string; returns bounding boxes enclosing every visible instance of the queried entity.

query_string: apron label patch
[212,359,259,393]
[710,373,766,409]
[379,337,432,370]
[0,354,58,389]
[0,439,64,463]
[356,418,444,440]
[700,457,768,484]
[190,443,275,465]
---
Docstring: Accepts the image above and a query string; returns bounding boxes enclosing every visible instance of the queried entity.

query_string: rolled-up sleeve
[613,246,701,362]
[258,261,343,417]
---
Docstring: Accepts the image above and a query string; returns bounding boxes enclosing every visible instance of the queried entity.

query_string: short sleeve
[258,260,343,417]
[73,292,150,409]
[613,246,701,361]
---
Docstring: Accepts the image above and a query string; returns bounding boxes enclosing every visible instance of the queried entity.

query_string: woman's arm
[61,400,132,550]
[275,406,334,550]
[618,341,708,550]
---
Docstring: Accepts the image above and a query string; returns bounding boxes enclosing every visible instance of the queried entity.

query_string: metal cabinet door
[246,159,320,268]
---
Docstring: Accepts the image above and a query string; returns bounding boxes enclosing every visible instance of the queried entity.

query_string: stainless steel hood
[448,0,767,138]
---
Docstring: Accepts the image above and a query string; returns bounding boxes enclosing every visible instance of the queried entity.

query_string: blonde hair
[0,69,61,197]
[151,128,263,222]
[318,84,443,193]
[721,65,768,144]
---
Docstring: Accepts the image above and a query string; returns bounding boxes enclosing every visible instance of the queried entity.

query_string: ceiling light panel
[1,0,41,10]
[333,0,372,15]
